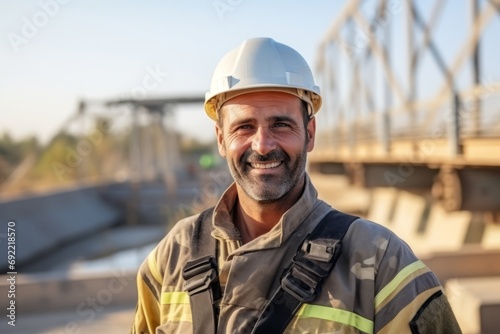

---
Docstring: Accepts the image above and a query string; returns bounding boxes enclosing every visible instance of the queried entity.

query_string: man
[132,37,461,333]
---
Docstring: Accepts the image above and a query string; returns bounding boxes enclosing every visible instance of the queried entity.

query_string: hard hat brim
[205,86,322,121]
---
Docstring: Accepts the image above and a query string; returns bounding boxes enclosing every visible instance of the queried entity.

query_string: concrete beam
[308,162,346,175]
[422,248,500,283]
[345,163,438,189]
[433,167,500,211]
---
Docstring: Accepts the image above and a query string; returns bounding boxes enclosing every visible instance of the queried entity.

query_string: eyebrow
[228,115,298,127]
[228,116,254,127]
[267,115,297,124]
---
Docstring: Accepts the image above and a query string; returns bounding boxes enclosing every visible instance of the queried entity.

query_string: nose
[251,127,277,156]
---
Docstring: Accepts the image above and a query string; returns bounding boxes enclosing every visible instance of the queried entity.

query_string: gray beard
[226,146,308,203]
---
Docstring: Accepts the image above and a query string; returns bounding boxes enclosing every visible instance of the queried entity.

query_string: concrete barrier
[411,204,471,256]
[366,188,398,228]
[365,188,473,257]
[482,223,500,250]
[0,270,137,315]
[446,277,500,334]
[0,184,122,270]
[386,190,427,247]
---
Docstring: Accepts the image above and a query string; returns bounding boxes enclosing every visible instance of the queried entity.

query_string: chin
[245,186,288,203]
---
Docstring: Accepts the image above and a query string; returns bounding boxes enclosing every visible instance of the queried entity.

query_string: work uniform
[131,174,461,334]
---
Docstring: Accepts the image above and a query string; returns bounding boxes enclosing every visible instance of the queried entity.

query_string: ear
[306,116,316,152]
[215,123,226,157]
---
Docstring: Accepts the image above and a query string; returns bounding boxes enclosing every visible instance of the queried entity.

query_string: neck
[233,177,305,244]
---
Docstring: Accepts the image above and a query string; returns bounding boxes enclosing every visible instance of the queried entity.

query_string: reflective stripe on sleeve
[161,292,190,305]
[160,292,192,323]
[375,260,428,309]
[376,286,442,334]
[297,304,374,334]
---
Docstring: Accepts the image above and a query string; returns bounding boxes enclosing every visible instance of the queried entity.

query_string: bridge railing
[313,0,500,161]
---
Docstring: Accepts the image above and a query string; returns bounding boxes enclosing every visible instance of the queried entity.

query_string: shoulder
[154,212,201,259]
[343,220,455,332]
[341,217,424,281]
[140,211,205,285]
[345,217,412,255]
[346,220,443,299]
[347,217,395,240]
[343,217,404,256]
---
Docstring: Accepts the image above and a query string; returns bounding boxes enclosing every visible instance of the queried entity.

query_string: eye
[232,124,254,133]
[236,124,254,131]
[273,122,291,128]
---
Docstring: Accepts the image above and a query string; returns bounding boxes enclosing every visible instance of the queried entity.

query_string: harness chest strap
[251,210,358,333]
[182,208,358,334]
[182,208,221,334]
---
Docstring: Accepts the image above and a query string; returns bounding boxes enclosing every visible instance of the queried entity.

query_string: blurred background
[1,0,499,333]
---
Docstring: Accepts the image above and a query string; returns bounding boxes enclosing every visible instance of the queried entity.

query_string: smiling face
[215,91,316,204]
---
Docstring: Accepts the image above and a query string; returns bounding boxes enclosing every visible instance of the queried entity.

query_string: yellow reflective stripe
[161,292,190,305]
[375,260,427,308]
[297,304,373,333]
[147,251,163,284]
[377,286,441,334]
[160,292,192,323]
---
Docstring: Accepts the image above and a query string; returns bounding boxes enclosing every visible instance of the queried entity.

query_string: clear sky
[1,1,499,144]
[0,0,345,143]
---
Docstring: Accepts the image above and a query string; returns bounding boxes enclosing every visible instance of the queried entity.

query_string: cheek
[281,134,306,152]
[226,138,244,155]
[225,136,251,159]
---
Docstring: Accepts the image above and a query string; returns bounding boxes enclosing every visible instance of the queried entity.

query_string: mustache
[242,149,288,164]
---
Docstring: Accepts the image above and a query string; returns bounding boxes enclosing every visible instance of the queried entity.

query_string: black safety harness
[182,208,358,334]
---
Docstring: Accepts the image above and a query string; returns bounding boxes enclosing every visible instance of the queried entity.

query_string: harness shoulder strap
[251,210,358,334]
[182,207,221,334]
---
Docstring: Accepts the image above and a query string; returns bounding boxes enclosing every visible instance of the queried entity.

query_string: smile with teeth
[250,161,282,169]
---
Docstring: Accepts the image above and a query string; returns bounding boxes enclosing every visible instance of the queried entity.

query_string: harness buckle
[301,239,340,262]
[182,256,218,296]
[281,239,343,302]
[281,270,317,302]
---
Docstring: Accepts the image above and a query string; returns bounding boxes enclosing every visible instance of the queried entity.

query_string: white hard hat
[204,37,322,121]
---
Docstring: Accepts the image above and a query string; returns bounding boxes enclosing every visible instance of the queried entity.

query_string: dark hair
[300,100,312,131]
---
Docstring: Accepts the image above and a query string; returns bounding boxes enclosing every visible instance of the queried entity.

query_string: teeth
[250,162,281,169]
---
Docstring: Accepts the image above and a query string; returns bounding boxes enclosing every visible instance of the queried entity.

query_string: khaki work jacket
[132,174,461,333]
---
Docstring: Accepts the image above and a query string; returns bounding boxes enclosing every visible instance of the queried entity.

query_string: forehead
[220,91,302,122]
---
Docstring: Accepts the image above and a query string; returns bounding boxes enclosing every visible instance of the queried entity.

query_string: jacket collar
[211,173,319,248]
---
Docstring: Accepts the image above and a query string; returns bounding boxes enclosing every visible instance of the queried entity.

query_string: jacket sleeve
[373,232,462,333]
[409,290,462,334]
[131,250,163,334]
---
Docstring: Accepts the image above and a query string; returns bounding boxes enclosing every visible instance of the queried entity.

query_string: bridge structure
[307,1,500,332]
[311,0,500,211]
